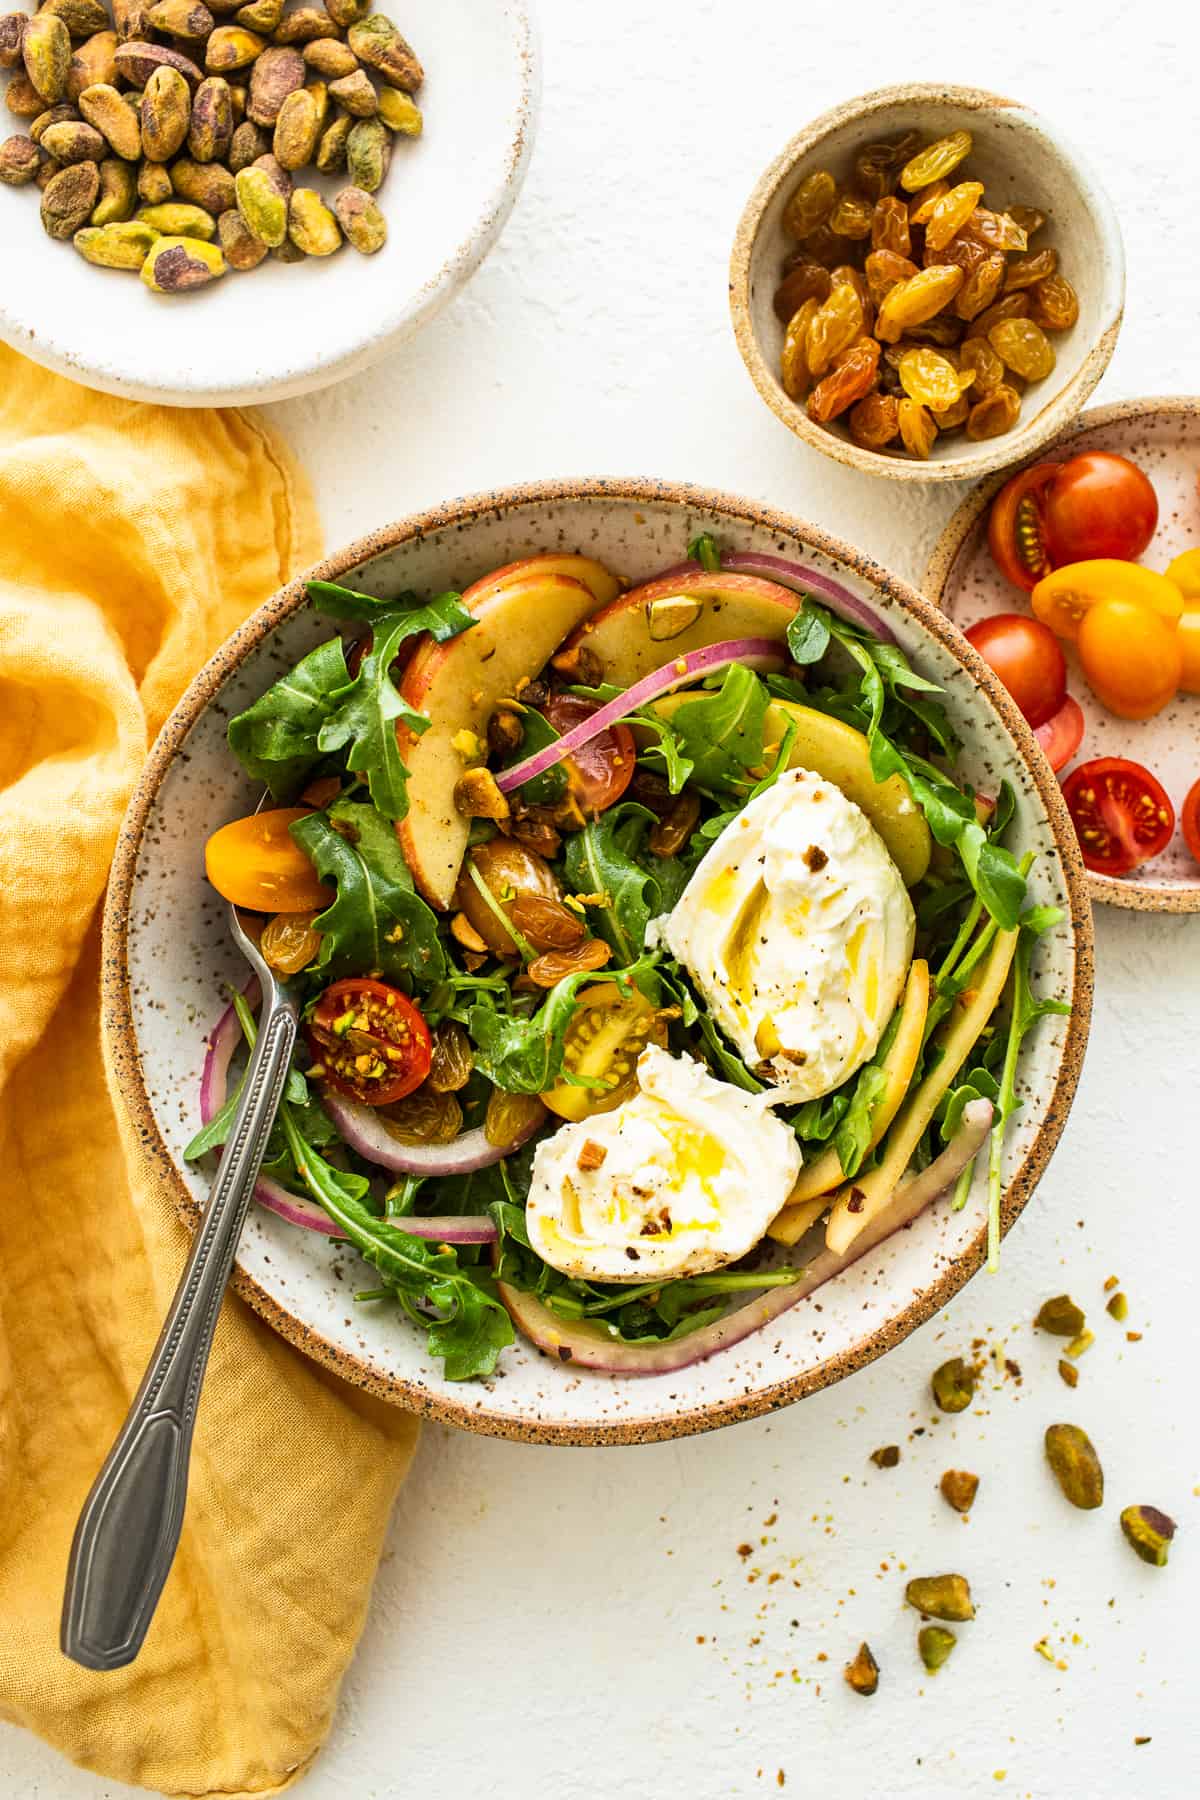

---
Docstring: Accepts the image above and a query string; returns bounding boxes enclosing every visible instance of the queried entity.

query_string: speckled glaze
[729,83,1125,483]
[0,1,537,408]
[103,480,1093,1444]
[926,397,1200,913]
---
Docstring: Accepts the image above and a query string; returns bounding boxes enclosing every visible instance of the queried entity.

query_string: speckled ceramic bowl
[103,480,1094,1444]
[926,396,1200,912]
[730,83,1124,482]
[0,0,536,407]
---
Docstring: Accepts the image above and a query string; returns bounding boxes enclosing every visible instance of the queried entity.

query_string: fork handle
[60,999,298,1671]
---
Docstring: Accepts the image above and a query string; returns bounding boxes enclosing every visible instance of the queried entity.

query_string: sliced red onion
[322,1090,546,1175]
[495,636,786,794]
[398,1215,499,1244]
[497,1099,994,1375]
[647,554,897,645]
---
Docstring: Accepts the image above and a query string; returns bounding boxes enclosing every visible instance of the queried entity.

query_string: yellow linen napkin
[0,346,419,1799]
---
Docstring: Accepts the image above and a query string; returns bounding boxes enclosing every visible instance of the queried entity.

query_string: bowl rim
[0,0,539,408]
[102,476,1095,1445]
[924,393,1200,914]
[728,80,1126,484]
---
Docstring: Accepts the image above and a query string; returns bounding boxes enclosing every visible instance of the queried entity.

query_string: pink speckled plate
[926,397,1200,912]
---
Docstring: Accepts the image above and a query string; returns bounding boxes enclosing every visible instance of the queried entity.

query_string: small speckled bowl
[730,83,1125,482]
[103,481,1094,1445]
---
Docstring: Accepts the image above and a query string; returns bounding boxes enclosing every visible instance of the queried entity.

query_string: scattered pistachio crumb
[1058,1358,1079,1388]
[1065,1328,1095,1359]
[870,1445,900,1468]
[1127,1330,1143,1343]
[1103,1275,1119,1292]
[1134,1736,1151,1746]
[1033,1638,1055,1662]
[1106,1291,1129,1322]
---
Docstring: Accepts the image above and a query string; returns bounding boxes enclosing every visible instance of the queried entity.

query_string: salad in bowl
[191,527,1075,1387]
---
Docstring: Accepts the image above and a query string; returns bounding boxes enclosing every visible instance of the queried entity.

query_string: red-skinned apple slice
[396,571,602,908]
[459,553,623,610]
[559,570,805,686]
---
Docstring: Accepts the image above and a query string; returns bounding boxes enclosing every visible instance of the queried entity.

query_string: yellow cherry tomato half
[205,808,333,912]
[1076,597,1182,721]
[1178,610,1200,694]
[1166,548,1200,603]
[1030,559,1184,643]
[539,982,669,1122]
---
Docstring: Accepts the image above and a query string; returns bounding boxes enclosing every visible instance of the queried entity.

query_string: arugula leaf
[656,665,771,796]
[657,960,764,1094]
[630,713,694,794]
[291,798,446,984]
[227,636,351,797]
[687,532,721,571]
[307,579,470,629]
[785,606,832,666]
[500,705,566,805]
[563,803,686,965]
[469,957,657,1094]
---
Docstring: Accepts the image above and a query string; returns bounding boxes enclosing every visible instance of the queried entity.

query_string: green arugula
[784,606,832,666]
[227,636,351,797]
[563,803,689,965]
[643,664,771,797]
[468,956,658,1094]
[500,705,566,805]
[687,532,721,572]
[291,798,446,984]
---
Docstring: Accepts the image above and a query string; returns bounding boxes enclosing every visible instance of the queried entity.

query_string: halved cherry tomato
[1076,597,1181,721]
[1182,778,1200,866]
[1061,757,1174,876]
[539,982,669,1122]
[205,808,333,913]
[965,613,1066,726]
[1166,549,1200,602]
[306,977,432,1105]
[542,693,636,813]
[1031,560,1184,644]
[1033,694,1085,773]
[1177,611,1200,695]
[989,453,1159,591]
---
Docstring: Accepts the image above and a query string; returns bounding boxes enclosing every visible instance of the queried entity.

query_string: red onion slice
[498,1100,994,1375]
[647,554,898,645]
[495,636,785,794]
[321,1090,546,1175]
[399,1215,499,1244]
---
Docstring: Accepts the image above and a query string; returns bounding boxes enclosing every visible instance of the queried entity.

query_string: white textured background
[6,2,1199,1795]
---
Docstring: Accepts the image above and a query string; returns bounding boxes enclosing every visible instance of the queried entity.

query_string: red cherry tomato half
[1061,757,1175,877]
[965,613,1067,727]
[542,692,636,813]
[1182,778,1200,867]
[1033,694,1085,773]
[306,977,432,1106]
[988,452,1159,591]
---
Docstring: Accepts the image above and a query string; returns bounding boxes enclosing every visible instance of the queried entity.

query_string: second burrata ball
[661,765,914,1104]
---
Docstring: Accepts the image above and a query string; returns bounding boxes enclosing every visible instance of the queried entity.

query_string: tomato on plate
[1166,549,1200,602]
[539,982,669,1122]
[1061,758,1175,876]
[306,977,432,1105]
[1033,694,1085,773]
[1076,596,1182,721]
[1182,778,1200,866]
[1177,610,1200,695]
[965,613,1066,726]
[1030,559,1184,644]
[988,452,1159,590]
[542,693,636,813]
[205,808,332,913]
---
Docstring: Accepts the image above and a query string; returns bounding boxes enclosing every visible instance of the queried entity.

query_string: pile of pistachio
[0,0,422,290]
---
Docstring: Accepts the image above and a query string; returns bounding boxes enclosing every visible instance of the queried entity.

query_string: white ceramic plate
[0,0,537,406]
[104,482,1093,1444]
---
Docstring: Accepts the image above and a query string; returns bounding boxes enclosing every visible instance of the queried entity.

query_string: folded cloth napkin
[0,346,419,1800]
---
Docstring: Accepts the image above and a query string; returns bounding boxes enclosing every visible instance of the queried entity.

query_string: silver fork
[61,886,300,1671]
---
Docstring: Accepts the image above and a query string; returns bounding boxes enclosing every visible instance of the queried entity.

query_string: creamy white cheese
[525,1046,802,1283]
[661,765,914,1105]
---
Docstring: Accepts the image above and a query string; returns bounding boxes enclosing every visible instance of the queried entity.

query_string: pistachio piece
[228,116,268,170]
[235,0,283,28]
[1106,1290,1129,1322]
[137,158,172,202]
[66,30,119,103]
[271,233,304,262]
[74,218,159,268]
[6,74,47,120]
[1119,1504,1175,1568]
[92,154,138,222]
[140,232,226,290]
[273,85,319,168]
[1057,1357,1078,1388]
[931,1356,975,1413]
[305,76,329,128]
[869,1444,900,1470]
[35,157,57,188]
[904,1574,975,1621]
[78,83,141,160]
[0,133,40,186]
[647,595,703,640]
[376,85,421,135]
[111,0,152,42]
[273,5,338,43]
[40,119,105,164]
[170,156,235,213]
[453,767,510,822]
[40,157,99,237]
[314,109,349,174]
[302,37,357,78]
[30,104,78,145]
[23,12,72,105]
[137,200,215,239]
[205,25,264,72]
[114,40,204,92]
[145,0,215,40]
[1035,1294,1085,1337]
[246,44,303,125]
[228,80,246,122]
[939,1469,979,1514]
[188,75,233,162]
[0,15,25,74]
[345,114,388,192]
[326,0,370,24]
[347,16,422,92]
[918,1626,956,1673]
[140,64,190,161]
[1044,1423,1103,1510]
[234,161,285,244]
[327,68,376,118]
[288,185,340,255]
[42,0,111,36]
[252,148,291,195]
[843,1642,879,1696]
[217,202,268,269]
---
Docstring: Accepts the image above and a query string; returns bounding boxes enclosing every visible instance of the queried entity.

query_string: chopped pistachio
[918,1625,956,1672]
[1057,1358,1079,1388]
[870,1445,900,1469]
[1106,1291,1129,1322]
[1065,1328,1094,1359]
[905,1574,975,1621]
[939,1469,979,1513]
[1119,1504,1175,1567]
[843,1641,878,1695]
[1035,1294,1085,1337]
[931,1356,975,1413]
[1103,1274,1119,1292]
[1044,1423,1103,1510]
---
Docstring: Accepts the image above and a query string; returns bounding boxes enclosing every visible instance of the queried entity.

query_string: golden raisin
[907,179,948,226]
[960,206,1028,253]
[924,180,985,252]
[1004,246,1058,292]
[509,892,588,952]
[954,249,1006,321]
[904,314,964,347]
[989,317,1056,380]
[864,249,918,305]
[959,336,1005,395]
[648,788,701,857]
[427,1020,473,1093]
[773,258,832,323]
[931,394,970,430]
[527,937,612,988]
[870,194,911,256]
[966,384,1022,439]
[797,222,839,267]
[807,336,880,423]
[828,191,873,239]
[781,295,820,399]
[831,263,873,334]
[853,141,897,202]
[898,397,937,459]
[899,130,972,192]
[875,264,963,343]
[260,910,322,976]
[848,391,900,450]
[1008,203,1046,237]
[484,1087,546,1148]
[807,281,863,375]
[783,168,836,238]
[965,291,1029,339]
[1029,273,1079,331]
[898,347,973,411]
[379,1088,463,1145]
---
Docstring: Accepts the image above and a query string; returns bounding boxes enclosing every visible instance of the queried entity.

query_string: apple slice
[460,553,622,610]
[560,570,804,686]
[396,572,600,909]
